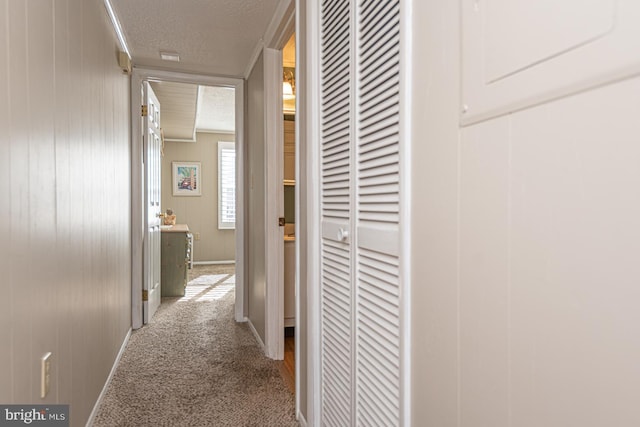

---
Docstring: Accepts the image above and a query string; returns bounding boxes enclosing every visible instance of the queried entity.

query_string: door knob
[156,213,166,218]
[337,228,349,242]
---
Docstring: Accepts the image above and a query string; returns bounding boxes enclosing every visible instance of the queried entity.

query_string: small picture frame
[172,161,201,196]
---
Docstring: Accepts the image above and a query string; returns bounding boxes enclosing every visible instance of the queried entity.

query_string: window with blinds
[218,141,236,229]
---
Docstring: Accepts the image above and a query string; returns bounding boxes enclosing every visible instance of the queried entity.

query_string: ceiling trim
[264,0,295,48]
[196,129,236,135]
[165,129,236,144]
[165,138,196,143]
[103,0,131,58]
[244,37,265,79]
[243,0,295,78]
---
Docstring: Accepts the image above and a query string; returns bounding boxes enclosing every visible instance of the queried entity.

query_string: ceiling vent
[160,51,180,62]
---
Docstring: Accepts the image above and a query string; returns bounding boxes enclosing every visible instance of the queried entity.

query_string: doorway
[280,32,297,394]
[131,69,245,329]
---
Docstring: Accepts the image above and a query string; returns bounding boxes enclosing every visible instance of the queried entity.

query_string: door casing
[131,68,245,329]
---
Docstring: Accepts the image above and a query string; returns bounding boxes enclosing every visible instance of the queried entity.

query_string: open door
[143,81,162,323]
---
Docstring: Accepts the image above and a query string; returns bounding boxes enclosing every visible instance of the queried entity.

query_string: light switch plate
[41,352,52,398]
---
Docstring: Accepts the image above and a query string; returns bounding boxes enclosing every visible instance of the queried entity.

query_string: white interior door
[319,0,404,425]
[143,81,162,323]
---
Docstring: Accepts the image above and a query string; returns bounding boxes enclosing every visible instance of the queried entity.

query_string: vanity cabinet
[161,224,192,297]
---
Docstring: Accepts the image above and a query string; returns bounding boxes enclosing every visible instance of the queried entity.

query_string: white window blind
[218,141,236,229]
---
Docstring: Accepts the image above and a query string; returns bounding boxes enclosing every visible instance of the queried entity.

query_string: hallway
[93,266,297,426]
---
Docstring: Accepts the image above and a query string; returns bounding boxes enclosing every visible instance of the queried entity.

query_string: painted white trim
[244,38,265,79]
[196,129,236,135]
[165,138,197,143]
[400,1,413,425]
[234,80,246,323]
[264,0,296,49]
[85,328,132,427]
[131,73,144,330]
[294,0,303,420]
[243,0,294,78]
[264,47,285,361]
[103,0,131,59]
[130,67,245,328]
[303,0,322,424]
[247,318,266,352]
[263,0,295,362]
[297,412,308,427]
[192,260,236,265]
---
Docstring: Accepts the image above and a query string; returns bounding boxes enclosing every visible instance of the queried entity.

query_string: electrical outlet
[41,352,51,398]
[194,232,200,241]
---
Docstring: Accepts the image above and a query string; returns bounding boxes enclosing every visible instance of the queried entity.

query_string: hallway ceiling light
[160,51,180,62]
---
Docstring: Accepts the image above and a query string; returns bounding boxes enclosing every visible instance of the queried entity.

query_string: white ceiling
[196,86,235,133]
[149,81,198,140]
[150,82,235,140]
[111,0,282,76]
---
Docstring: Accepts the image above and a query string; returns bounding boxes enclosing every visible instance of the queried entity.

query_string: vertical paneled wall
[411,0,640,426]
[0,0,132,425]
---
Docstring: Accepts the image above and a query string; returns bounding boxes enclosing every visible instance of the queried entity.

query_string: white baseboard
[193,260,236,265]
[247,318,266,353]
[297,412,308,427]
[85,328,132,427]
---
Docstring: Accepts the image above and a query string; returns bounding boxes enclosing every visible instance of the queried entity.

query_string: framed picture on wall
[172,161,202,196]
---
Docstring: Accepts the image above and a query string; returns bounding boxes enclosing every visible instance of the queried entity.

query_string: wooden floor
[278,336,295,394]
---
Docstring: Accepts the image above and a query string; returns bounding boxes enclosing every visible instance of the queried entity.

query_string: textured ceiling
[111,0,282,76]
[196,86,235,133]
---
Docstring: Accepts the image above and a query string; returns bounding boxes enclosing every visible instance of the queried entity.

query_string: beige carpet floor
[93,265,298,427]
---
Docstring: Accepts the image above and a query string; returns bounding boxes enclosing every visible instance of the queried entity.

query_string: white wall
[0,0,132,424]
[246,52,267,342]
[411,1,640,426]
[161,132,236,263]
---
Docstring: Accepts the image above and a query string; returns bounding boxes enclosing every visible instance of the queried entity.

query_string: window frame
[218,141,236,229]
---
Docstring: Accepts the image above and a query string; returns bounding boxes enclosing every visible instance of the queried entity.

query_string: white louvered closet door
[320,0,354,425]
[320,0,403,426]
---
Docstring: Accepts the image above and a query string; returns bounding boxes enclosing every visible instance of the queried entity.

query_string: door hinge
[279,217,286,226]
[141,105,148,117]
[142,290,148,301]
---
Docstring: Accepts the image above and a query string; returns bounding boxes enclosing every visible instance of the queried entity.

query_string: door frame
[131,68,245,329]
[262,8,295,362]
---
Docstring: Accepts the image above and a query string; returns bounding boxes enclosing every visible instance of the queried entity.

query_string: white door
[143,82,162,323]
[319,0,405,425]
